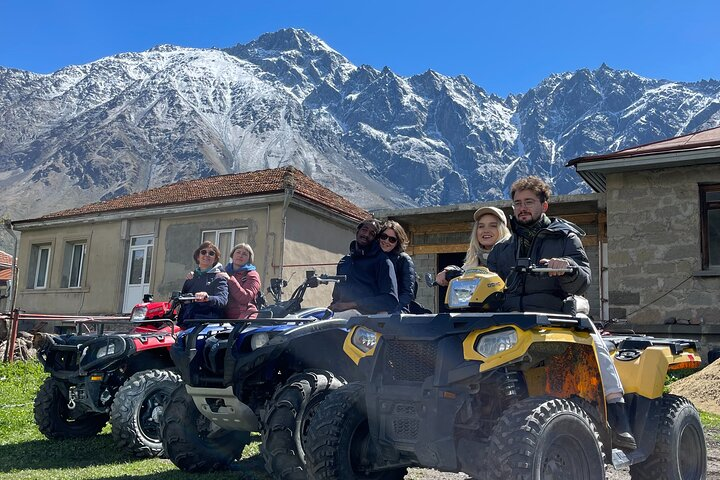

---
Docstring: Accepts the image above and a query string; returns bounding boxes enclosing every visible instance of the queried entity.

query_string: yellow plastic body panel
[614,347,700,399]
[444,267,505,309]
[463,326,604,407]
[343,326,380,366]
[463,325,595,371]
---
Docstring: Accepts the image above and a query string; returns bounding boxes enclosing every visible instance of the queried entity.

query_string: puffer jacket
[487,216,591,314]
[226,266,261,319]
[387,251,417,313]
[177,262,228,325]
[332,240,399,314]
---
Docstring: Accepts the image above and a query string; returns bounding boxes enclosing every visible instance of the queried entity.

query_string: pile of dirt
[669,359,720,415]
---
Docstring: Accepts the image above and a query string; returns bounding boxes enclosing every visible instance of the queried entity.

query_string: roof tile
[17,167,370,224]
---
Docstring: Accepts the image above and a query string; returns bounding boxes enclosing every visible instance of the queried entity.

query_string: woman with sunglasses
[216,243,261,319]
[378,221,416,313]
[177,241,229,326]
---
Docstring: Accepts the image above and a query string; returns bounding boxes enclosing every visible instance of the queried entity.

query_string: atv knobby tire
[161,383,250,472]
[305,383,408,480]
[109,369,181,458]
[486,396,605,480]
[629,394,706,480]
[260,369,345,480]
[33,377,108,439]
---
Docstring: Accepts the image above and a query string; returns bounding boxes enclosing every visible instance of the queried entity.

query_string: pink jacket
[226,269,261,319]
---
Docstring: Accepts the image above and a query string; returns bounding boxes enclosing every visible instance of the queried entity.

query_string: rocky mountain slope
[2,28,719,221]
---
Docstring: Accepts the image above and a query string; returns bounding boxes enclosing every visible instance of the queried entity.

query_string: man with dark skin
[329,219,399,315]
[488,176,637,450]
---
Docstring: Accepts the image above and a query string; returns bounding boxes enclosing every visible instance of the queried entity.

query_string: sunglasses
[199,249,216,257]
[379,233,398,244]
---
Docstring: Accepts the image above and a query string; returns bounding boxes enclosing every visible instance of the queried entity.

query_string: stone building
[568,126,720,346]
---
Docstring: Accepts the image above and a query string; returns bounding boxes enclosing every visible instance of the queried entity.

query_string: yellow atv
[304,266,706,480]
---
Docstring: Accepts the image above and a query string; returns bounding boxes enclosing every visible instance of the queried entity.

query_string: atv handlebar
[513,264,578,275]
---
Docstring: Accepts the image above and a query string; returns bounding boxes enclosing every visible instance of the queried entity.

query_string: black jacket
[332,240,399,314]
[488,216,591,313]
[178,263,229,325]
[387,251,416,313]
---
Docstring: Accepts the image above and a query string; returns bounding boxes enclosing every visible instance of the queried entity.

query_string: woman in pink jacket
[217,243,261,319]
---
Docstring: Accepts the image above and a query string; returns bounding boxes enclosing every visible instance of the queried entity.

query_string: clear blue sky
[1,0,717,97]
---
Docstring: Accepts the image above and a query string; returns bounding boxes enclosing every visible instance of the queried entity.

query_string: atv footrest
[185,385,259,432]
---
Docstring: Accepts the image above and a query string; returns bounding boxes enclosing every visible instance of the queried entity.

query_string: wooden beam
[408,243,468,255]
[408,235,598,255]
[410,222,473,234]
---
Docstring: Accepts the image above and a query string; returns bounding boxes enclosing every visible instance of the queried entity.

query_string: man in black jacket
[330,219,399,315]
[488,176,636,450]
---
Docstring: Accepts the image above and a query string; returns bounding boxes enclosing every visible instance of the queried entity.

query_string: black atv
[161,270,360,476]
[33,292,194,457]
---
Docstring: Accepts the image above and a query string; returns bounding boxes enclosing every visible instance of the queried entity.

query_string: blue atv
[161,270,360,475]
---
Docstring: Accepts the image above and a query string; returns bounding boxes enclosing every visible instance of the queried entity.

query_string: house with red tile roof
[12,167,370,315]
[0,250,14,311]
[568,125,720,343]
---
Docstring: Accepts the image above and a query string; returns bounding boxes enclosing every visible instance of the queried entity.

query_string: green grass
[3,360,720,479]
[0,360,269,480]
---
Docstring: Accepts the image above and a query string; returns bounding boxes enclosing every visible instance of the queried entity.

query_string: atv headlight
[250,332,270,351]
[475,329,518,357]
[130,306,148,322]
[96,343,116,358]
[448,278,481,308]
[351,326,379,353]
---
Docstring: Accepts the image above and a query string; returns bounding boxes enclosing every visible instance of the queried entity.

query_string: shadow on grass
[91,454,271,480]
[0,434,127,471]
[0,433,270,479]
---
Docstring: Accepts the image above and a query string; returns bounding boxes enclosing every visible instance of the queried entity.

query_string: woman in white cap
[435,206,511,286]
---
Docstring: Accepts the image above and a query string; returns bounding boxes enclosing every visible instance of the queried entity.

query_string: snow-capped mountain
[2,28,720,222]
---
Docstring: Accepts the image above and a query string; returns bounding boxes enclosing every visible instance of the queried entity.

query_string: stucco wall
[16,222,124,315]
[15,201,359,317]
[606,166,720,326]
[281,208,357,308]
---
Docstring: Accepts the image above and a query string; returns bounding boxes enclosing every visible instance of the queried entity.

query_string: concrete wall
[16,222,124,315]
[14,200,358,317]
[281,208,357,308]
[606,166,720,328]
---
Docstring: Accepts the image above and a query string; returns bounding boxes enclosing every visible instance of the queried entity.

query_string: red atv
[33,292,193,457]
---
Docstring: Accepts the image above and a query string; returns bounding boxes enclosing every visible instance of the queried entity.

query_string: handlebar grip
[319,274,347,282]
[531,266,576,274]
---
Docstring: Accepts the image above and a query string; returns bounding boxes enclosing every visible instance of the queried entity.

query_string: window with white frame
[202,228,249,264]
[700,184,720,270]
[29,244,51,289]
[61,242,86,288]
[27,244,51,289]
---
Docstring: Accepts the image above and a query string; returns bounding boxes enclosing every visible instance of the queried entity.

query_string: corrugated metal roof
[14,167,370,225]
[568,125,720,166]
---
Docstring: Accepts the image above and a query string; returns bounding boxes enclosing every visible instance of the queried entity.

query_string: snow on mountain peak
[1,29,719,223]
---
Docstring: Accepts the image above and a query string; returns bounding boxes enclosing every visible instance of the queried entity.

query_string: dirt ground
[406,428,720,480]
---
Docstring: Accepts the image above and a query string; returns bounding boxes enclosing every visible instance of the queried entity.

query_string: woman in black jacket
[378,221,416,313]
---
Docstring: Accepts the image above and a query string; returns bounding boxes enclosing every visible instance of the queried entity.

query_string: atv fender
[185,385,259,431]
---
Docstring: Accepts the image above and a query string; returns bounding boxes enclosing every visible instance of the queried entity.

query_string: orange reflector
[668,361,702,371]
[442,391,456,399]
[90,375,103,381]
